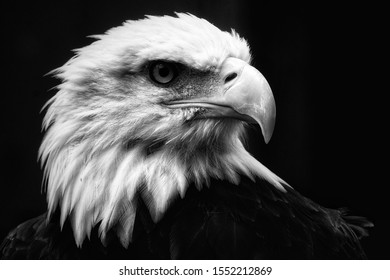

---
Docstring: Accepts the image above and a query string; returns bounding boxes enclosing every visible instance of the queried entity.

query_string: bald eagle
[1,13,372,259]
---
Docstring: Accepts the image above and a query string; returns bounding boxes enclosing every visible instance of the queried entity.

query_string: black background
[0,0,387,259]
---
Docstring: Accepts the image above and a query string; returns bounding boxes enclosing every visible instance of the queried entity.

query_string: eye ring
[149,61,178,85]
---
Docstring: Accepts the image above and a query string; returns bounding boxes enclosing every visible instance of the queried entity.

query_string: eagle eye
[149,61,178,85]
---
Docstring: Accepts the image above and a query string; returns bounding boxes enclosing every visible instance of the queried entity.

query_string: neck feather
[43,135,287,247]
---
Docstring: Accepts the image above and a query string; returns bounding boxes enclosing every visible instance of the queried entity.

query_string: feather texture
[1,13,372,259]
[37,13,286,246]
[1,178,372,259]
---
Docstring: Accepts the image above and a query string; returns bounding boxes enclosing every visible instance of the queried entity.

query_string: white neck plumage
[41,129,287,248]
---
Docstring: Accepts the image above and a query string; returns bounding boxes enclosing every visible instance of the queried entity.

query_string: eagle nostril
[224,72,238,84]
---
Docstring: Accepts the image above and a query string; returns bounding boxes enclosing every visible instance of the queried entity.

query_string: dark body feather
[1,177,371,259]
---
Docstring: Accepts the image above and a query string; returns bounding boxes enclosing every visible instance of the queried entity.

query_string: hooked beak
[165,57,276,143]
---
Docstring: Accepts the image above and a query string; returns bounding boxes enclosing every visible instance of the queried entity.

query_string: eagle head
[39,13,286,247]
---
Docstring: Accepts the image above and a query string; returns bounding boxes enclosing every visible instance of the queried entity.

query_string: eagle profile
[1,13,372,259]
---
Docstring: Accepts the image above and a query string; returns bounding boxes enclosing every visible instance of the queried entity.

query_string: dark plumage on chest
[1,177,369,259]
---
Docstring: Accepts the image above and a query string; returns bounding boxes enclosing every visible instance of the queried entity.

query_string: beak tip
[259,112,275,144]
[262,127,273,144]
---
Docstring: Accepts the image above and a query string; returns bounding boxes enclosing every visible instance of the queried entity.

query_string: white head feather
[39,13,287,247]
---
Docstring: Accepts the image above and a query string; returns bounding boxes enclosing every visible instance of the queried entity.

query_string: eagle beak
[220,58,276,143]
[165,58,276,143]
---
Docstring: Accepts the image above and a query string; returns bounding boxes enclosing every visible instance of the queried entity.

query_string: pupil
[158,65,170,77]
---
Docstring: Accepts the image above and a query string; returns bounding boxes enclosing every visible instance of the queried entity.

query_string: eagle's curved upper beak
[165,57,276,143]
